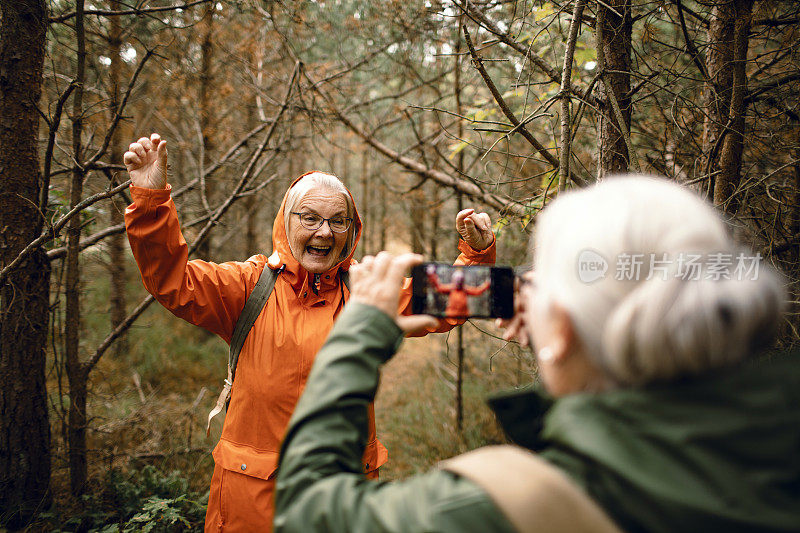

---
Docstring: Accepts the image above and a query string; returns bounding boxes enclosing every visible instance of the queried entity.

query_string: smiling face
[286,187,350,273]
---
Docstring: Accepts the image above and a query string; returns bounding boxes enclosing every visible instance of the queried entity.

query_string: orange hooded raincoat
[125,172,496,532]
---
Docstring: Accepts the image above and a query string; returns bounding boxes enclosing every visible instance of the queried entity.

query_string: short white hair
[283,172,357,262]
[532,175,785,386]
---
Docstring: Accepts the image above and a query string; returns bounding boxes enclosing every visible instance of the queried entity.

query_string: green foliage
[45,465,206,532]
[120,495,195,532]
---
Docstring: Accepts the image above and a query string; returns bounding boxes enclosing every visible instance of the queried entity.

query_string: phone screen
[411,263,514,319]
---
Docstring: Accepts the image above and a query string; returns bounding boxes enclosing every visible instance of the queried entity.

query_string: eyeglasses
[291,211,353,233]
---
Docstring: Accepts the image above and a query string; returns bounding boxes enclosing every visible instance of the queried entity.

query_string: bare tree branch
[461,25,563,172]
[84,62,301,372]
[457,0,560,85]
[752,16,800,27]
[745,73,800,105]
[43,119,274,265]
[84,48,155,169]
[668,0,709,27]
[0,181,131,287]
[301,66,527,216]
[47,224,125,260]
[675,0,710,82]
[559,0,587,191]
[49,0,212,23]
[41,81,78,214]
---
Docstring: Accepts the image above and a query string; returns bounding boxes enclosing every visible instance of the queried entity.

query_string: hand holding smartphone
[411,263,515,319]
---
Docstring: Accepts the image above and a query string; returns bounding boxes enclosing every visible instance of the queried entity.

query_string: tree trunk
[409,188,425,254]
[702,3,733,186]
[429,185,440,260]
[702,0,753,208]
[454,15,465,434]
[702,0,735,194]
[65,0,88,496]
[108,0,128,357]
[596,0,633,177]
[0,0,52,526]
[378,175,387,251]
[711,0,753,214]
[408,119,427,254]
[342,137,350,183]
[360,147,369,256]
[244,96,259,257]
[196,6,216,260]
[559,0,587,189]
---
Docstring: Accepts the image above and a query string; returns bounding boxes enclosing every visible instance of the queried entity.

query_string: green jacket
[275,303,800,532]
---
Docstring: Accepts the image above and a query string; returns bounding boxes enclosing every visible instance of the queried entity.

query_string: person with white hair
[123,133,496,532]
[272,175,800,533]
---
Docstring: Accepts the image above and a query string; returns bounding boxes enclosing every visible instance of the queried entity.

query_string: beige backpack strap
[206,366,233,437]
[440,445,623,533]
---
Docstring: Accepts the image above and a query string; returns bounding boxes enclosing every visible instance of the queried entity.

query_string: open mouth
[306,245,332,257]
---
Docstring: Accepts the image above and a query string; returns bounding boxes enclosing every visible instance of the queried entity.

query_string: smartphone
[411,263,515,319]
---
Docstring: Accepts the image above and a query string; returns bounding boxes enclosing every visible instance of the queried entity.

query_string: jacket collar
[501,352,800,533]
[486,350,797,452]
[487,386,553,451]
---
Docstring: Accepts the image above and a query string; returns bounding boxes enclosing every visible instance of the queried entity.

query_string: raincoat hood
[268,171,362,294]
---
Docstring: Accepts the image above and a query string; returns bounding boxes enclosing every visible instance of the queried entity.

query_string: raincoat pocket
[213,438,280,481]
[362,438,389,476]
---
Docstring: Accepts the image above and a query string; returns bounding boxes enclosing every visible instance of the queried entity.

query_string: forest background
[1,0,798,530]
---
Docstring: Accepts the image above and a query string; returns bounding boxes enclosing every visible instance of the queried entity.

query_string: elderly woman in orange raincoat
[123,133,496,532]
